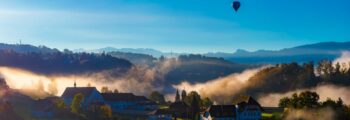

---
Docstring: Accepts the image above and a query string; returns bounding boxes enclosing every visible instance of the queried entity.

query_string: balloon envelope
[232,1,241,12]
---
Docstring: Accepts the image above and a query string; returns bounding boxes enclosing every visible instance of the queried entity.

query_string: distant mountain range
[2,41,350,65]
[210,41,350,64]
[74,47,185,58]
[77,41,350,64]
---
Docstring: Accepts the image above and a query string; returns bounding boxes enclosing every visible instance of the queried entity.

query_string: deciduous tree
[71,93,84,113]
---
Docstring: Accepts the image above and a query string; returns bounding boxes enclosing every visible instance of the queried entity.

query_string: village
[30,81,271,120]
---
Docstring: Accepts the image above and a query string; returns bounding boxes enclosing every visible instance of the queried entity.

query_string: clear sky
[0,0,349,53]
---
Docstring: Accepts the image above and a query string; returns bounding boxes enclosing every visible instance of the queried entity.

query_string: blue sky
[0,0,349,53]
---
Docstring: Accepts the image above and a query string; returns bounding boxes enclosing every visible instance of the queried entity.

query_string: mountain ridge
[2,41,350,64]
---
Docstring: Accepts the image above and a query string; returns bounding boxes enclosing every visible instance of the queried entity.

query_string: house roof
[61,87,97,98]
[169,101,189,110]
[101,93,149,102]
[209,105,236,118]
[262,107,285,113]
[154,109,172,115]
[233,95,263,111]
[33,96,61,111]
[233,95,253,104]
[136,101,157,106]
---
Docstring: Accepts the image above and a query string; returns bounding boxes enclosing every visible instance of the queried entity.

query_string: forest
[243,60,350,98]
[0,49,132,75]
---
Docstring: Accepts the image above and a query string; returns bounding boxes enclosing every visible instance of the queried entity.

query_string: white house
[203,96,263,120]
[234,96,263,120]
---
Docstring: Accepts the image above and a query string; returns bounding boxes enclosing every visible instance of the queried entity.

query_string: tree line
[279,91,350,119]
[244,61,350,98]
[0,49,132,75]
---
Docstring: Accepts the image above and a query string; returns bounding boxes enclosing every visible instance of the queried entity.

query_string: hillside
[0,48,132,75]
[165,54,251,84]
[0,43,251,85]
[0,43,59,54]
[108,51,157,66]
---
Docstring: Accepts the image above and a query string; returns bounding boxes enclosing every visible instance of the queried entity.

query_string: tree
[322,98,338,108]
[175,89,180,102]
[159,56,165,61]
[181,90,187,102]
[71,93,84,113]
[0,77,9,89]
[101,86,112,93]
[113,89,119,93]
[278,91,319,109]
[299,91,319,108]
[317,60,334,82]
[99,105,112,118]
[191,94,200,120]
[337,97,344,107]
[278,97,291,108]
[184,91,201,107]
[301,62,317,87]
[201,97,213,108]
[149,91,166,104]
[54,98,67,109]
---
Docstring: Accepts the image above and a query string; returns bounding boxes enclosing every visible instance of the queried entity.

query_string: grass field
[262,112,283,120]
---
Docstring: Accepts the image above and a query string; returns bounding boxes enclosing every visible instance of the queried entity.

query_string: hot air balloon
[232,1,241,12]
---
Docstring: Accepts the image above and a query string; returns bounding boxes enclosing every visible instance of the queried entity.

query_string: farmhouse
[205,105,236,120]
[60,83,158,117]
[203,96,263,120]
[101,93,158,112]
[61,87,104,108]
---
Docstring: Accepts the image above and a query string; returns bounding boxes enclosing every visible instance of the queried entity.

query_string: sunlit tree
[71,93,84,113]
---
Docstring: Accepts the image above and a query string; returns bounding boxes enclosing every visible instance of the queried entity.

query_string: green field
[262,112,283,120]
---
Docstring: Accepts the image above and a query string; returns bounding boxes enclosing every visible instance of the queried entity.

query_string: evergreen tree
[181,90,187,101]
[175,89,180,102]
[191,95,200,120]
[149,91,166,104]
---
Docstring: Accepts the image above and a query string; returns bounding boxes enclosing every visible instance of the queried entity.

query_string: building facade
[61,87,105,108]
[203,96,263,120]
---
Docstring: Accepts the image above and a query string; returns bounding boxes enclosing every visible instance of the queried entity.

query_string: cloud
[172,66,269,104]
[258,84,350,107]
[333,51,350,69]
[0,58,180,99]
